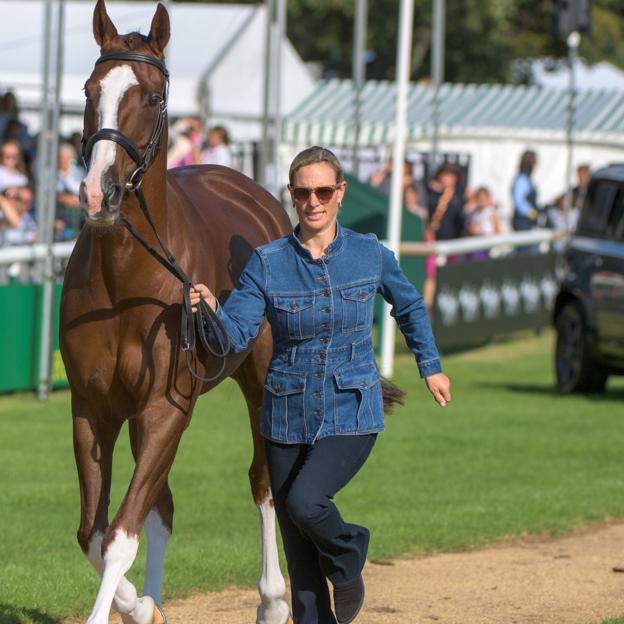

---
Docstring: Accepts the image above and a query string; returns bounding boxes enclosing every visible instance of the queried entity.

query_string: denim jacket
[216,223,442,444]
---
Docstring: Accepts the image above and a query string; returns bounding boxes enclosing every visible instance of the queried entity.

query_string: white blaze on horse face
[83,65,138,217]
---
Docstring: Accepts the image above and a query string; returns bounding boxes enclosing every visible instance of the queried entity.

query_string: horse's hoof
[153,603,167,624]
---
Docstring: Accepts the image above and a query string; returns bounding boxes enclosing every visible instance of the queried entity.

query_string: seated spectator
[2,191,36,246]
[167,117,202,169]
[404,183,428,220]
[465,186,501,237]
[368,158,413,196]
[0,193,21,237]
[201,125,232,168]
[55,142,85,241]
[0,139,31,194]
[427,163,465,242]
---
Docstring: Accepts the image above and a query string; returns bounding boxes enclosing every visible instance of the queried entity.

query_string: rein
[83,51,231,383]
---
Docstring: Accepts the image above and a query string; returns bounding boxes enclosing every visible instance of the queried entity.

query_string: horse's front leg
[87,404,187,624]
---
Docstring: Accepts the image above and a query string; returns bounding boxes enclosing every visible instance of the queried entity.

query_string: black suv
[554,164,624,393]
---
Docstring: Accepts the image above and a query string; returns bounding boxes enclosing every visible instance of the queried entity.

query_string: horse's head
[80,0,170,226]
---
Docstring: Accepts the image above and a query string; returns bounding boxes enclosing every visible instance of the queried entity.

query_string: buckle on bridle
[125,164,147,191]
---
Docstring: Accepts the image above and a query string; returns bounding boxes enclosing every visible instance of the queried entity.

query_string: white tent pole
[36,0,54,400]
[351,0,368,177]
[564,30,580,229]
[35,0,53,241]
[260,1,271,187]
[430,0,445,175]
[380,0,415,378]
[271,0,286,198]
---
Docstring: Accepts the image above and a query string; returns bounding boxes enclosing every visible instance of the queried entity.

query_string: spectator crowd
[0,88,589,288]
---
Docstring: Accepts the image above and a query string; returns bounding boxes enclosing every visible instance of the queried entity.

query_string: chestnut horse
[59,2,291,623]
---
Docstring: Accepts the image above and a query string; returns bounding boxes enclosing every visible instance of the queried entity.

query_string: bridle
[82,51,231,382]
[82,52,169,191]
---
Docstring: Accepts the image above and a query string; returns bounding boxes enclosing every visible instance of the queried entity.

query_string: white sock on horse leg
[256,493,290,624]
[142,508,171,606]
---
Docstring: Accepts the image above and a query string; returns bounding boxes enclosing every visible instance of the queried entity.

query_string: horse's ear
[148,3,170,56]
[93,0,118,48]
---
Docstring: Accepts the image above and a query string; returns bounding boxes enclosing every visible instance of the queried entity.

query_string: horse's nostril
[103,182,123,208]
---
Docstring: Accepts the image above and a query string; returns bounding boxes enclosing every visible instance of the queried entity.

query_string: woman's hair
[1,139,28,176]
[289,146,344,185]
[519,150,537,175]
[208,125,230,146]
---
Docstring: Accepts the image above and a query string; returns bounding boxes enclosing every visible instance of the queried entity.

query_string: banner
[433,253,558,349]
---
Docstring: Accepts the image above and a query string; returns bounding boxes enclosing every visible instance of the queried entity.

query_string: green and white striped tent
[282,79,624,217]
[283,79,624,146]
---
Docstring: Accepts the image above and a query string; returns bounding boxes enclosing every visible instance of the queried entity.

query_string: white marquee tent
[0,0,316,140]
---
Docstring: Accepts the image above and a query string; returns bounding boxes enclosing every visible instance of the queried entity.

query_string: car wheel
[555,301,608,393]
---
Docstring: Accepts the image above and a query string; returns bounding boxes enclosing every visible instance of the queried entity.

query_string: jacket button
[321,322,330,329]
[320,290,330,297]
[275,383,283,392]
[322,307,331,313]
[314,372,323,379]
[313,391,322,398]
[319,352,326,360]
[314,410,321,417]
[320,337,329,344]
[318,275,328,281]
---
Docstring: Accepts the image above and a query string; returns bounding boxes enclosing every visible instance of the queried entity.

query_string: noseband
[82,51,231,382]
[82,52,169,191]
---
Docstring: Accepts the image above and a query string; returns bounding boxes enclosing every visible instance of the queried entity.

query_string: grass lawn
[1,330,624,623]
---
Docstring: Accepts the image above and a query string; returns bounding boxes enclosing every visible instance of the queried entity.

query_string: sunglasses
[290,184,340,204]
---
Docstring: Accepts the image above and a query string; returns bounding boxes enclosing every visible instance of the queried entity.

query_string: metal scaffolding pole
[351,0,368,177]
[271,0,286,197]
[564,30,580,230]
[380,0,415,377]
[260,0,285,197]
[430,0,445,175]
[37,0,65,400]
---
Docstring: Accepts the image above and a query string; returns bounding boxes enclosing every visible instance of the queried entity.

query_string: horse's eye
[149,93,161,106]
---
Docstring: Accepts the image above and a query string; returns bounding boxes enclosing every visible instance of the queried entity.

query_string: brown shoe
[334,575,365,623]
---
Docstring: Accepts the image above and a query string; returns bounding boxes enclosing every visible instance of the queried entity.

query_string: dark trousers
[265,434,377,624]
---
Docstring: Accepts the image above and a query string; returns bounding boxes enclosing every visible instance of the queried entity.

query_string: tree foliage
[177,0,624,83]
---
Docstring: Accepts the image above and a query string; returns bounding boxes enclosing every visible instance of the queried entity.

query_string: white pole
[260,1,273,187]
[380,0,415,378]
[564,30,580,230]
[351,0,368,177]
[430,0,445,175]
[270,0,286,198]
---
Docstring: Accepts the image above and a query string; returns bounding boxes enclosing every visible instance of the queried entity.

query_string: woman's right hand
[189,283,217,313]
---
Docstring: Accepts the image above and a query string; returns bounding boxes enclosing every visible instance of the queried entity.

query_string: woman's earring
[338,201,342,209]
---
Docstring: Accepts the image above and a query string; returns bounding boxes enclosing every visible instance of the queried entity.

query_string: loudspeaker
[551,0,592,36]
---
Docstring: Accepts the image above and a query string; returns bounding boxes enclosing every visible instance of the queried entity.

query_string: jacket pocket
[339,282,376,333]
[333,363,382,432]
[264,368,307,440]
[273,294,316,340]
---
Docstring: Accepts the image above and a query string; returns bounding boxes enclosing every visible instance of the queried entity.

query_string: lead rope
[120,186,231,383]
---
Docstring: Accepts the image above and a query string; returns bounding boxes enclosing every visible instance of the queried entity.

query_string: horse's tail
[381,377,406,414]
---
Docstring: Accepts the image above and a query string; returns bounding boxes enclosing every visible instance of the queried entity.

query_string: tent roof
[0,0,315,130]
[283,79,624,147]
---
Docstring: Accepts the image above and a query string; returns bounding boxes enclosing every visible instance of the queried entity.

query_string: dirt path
[73,522,624,624]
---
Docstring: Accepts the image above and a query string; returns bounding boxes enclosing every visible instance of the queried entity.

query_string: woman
[190,146,451,624]
[511,149,539,231]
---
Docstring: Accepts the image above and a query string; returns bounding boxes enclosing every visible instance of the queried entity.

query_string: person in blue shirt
[511,149,539,231]
[190,146,451,624]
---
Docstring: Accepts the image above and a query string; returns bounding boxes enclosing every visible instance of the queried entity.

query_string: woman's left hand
[425,373,451,407]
